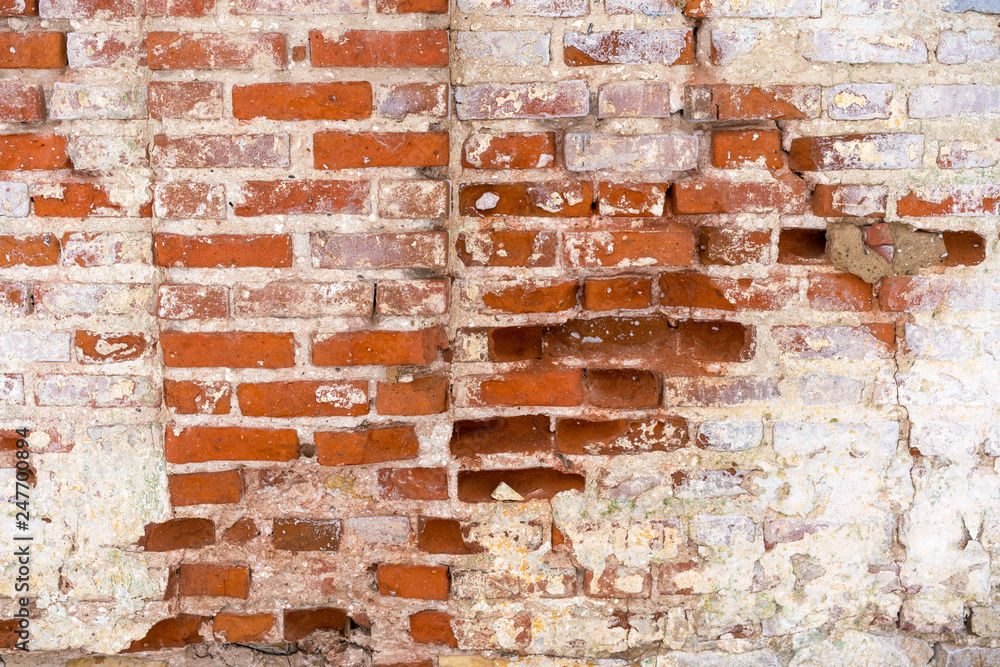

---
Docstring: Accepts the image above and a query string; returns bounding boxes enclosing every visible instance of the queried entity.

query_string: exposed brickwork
[3,0,1000,663]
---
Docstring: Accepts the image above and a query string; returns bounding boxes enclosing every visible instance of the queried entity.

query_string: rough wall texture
[2,0,1000,664]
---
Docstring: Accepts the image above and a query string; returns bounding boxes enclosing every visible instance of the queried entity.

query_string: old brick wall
[2,0,1000,664]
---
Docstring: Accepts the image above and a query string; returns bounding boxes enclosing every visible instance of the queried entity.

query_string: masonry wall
[0,0,1000,664]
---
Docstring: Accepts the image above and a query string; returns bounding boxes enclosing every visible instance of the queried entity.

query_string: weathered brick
[457,0,585,15]
[909,85,1000,118]
[564,30,693,66]
[456,468,585,502]
[896,186,1000,216]
[565,133,697,172]
[68,137,147,171]
[687,0,819,16]
[147,32,286,69]
[558,417,686,455]
[773,324,896,359]
[807,273,874,311]
[598,81,672,118]
[149,82,223,120]
[376,83,447,120]
[789,134,923,171]
[49,83,142,120]
[456,81,589,120]
[283,608,347,641]
[164,380,231,414]
[461,181,592,217]
[378,467,449,500]
[456,230,556,267]
[938,30,1000,64]
[376,280,449,315]
[33,284,154,318]
[659,274,798,311]
[802,30,927,64]
[0,84,43,122]
[463,133,556,169]
[564,229,696,267]
[457,31,550,67]
[152,134,289,168]
[158,285,228,320]
[35,374,158,407]
[378,180,448,219]
[813,184,887,218]
[147,0,213,15]
[828,83,894,120]
[377,0,446,11]
[153,183,226,220]
[699,228,770,265]
[234,0,362,12]
[235,282,373,318]
[310,30,448,67]
[213,613,273,643]
[312,231,448,268]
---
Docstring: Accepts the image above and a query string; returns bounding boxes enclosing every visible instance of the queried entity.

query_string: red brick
[943,230,987,266]
[710,84,820,120]
[235,180,369,217]
[152,182,225,219]
[148,32,286,69]
[142,518,215,551]
[488,326,543,362]
[409,610,457,647]
[0,235,59,266]
[165,426,299,463]
[479,280,579,314]
[314,131,448,169]
[585,368,660,408]
[0,32,66,68]
[233,82,372,120]
[158,285,229,320]
[310,30,448,68]
[42,0,136,17]
[377,565,449,600]
[564,229,696,267]
[456,231,556,267]
[0,85,43,121]
[377,376,448,416]
[213,613,273,643]
[164,380,231,415]
[584,276,652,311]
[161,332,294,368]
[0,134,70,170]
[556,417,687,455]
[312,231,448,269]
[376,280,449,316]
[459,181,593,217]
[33,183,127,217]
[465,368,585,407]
[778,228,827,264]
[659,274,797,311]
[378,468,448,500]
[284,608,347,641]
[75,331,149,363]
[223,518,259,544]
[147,0,213,14]
[377,0,446,11]
[451,414,553,457]
[417,517,483,554]
[125,615,204,652]
[312,328,446,366]
[712,129,782,169]
[462,132,557,169]
[807,273,874,311]
[457,468,585,502]
[176,564,250,598]
[316,426,419,466]
[238,381,369,418]
[789,133,921,171]
[673,180,808,214]
[699,228,770,265]
[169,470,243,506]
[273,518,342,551]
[598,182,669,216]
[154,233,291,268]
[149,82,223,119]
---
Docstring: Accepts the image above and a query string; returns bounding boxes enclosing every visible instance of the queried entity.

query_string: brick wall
[2,0,1000,664]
